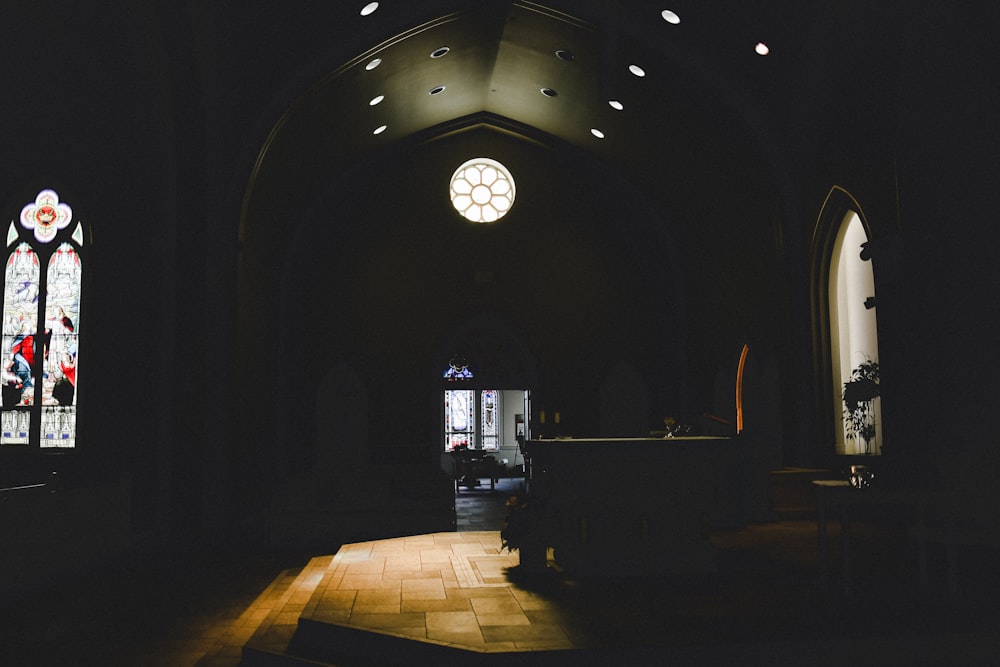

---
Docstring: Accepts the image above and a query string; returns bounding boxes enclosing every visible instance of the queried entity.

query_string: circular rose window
[449,158,515,223]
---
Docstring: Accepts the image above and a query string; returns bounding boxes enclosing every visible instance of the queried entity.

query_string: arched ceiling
[243,0,890,244]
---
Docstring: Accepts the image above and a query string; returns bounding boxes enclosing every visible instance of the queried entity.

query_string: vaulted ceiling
[245,0,891,224]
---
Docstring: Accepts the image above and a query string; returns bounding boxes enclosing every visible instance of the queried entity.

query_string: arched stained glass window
[481,389,500,451]
[444,389,474,451]
[443,356,473,380]
[2,189,84,448]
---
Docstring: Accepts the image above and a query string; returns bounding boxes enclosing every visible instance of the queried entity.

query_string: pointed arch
[811,186,882,455]
[2,188,86,449]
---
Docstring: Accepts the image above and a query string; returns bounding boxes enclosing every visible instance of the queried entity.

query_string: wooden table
[813,480,935,594]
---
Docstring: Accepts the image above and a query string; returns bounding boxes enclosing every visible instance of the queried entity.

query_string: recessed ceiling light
[373,125,387,135]
[365,58,382,70]
[428,85,446,95]
[628,64,646,77]
[608,100,624,110]
[430,46,450,58]
[661,10,680,25]
[591,128,605,139]
[360,2,379,17]
[755,42,770,56]
[369,94,384,106]
[555,49,575,61]
[540,87,558,97]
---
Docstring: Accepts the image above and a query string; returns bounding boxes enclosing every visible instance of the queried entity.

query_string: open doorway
[441,388,530,477]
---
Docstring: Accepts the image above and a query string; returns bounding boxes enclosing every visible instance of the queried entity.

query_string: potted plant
[843,359,880,454]
[501,494,548,571]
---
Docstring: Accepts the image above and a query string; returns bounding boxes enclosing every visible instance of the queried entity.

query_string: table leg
[917,502,928,588]
[841,504,852,596]
[817,496,829,586]
[947,538,958,593]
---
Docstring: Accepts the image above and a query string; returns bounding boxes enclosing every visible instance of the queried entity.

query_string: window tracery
[2,189,84,448]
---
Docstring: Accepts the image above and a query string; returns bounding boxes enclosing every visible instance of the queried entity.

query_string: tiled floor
[241,531,575,662]
[453,476,525,531]
[237,478,536,663]
[4,476,1000,666]
[237,523,1000,666]
[0,477,522,666]
[242,477,1000,665]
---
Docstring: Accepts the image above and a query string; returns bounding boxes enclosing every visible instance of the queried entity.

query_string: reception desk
[524,437,740,576]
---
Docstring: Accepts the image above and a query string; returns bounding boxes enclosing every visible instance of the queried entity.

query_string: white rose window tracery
[449,158,515,223]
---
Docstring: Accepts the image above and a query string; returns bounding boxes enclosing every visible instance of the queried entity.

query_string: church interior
[2,1,999,664]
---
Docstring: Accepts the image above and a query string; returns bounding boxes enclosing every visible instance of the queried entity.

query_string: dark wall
[886,5,1000,484]
[0,2,184,523]
[781,4,1000,480]
[277,128,692,459]
[260,117,791,473]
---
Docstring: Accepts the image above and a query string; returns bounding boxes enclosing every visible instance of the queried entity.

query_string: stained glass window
[2,189,84,448]
[481,389,499,451]
[443,389,474,451]
[443,356,473,380]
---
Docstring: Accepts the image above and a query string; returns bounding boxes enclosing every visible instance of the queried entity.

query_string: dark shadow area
[0,540,320,666]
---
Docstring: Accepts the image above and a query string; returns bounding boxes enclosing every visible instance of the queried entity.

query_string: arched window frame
[810,186,882,456]
[1,188,86,451]
[443,388,475,451]
[480,388,500,451]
